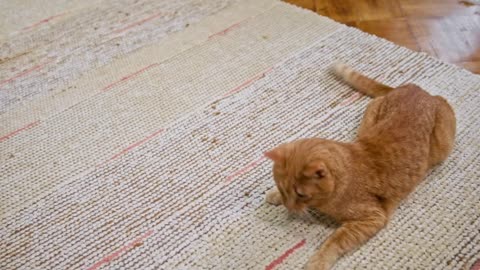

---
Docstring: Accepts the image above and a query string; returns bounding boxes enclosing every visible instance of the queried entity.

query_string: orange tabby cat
[264,63,456,270]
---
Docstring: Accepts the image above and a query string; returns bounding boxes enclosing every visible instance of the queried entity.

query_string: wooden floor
[285,0,480,74]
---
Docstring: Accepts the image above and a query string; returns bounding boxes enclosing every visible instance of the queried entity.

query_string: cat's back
[384,84,435,114]
[358,84,439,169]
[376,84,437,136]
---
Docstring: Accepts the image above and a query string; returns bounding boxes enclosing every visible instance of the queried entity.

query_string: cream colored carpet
[1,0,479,269]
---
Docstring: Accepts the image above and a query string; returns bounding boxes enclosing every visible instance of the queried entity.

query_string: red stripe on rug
[209,19,245,39]
[471,258,480,270]
[0,60,52,88]
[0,121,39,143]
[226,156,265,183]
[101,63,159,91]
[87,230,154,270]
[224,67,273,97]
[339,92,362,106]
[99,129,164,166]
[113,12,164,34]
[265,239,306,270]
[22,12,67,31]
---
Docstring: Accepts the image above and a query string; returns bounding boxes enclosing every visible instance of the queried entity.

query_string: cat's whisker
[293,207,315,223]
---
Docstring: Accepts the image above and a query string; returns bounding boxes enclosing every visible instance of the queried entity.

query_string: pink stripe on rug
[209,18,246,39]
[226,156,265,183]
[471,258,480,270]
[265,239,306,270]
[339,92,363,106]
[224,67,272,97]
[22,12,67,31]
[113,12,164,34]
[98,129,164,166]
[87,230,154,270]
[101,63,159,91]
[0,121,40,143]
[0,60,52,88]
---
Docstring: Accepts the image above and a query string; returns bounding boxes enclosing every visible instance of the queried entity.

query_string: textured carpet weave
[1,0,479,269]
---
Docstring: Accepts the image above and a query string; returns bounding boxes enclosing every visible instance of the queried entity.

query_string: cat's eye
[315,170,325,178]
[294,185,308,198]
[296,192,307,198]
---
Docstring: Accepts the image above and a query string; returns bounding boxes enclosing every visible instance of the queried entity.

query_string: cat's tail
[332,62,393,97]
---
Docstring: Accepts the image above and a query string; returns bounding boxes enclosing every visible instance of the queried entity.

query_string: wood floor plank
[314,0,403,22]
[283,0,315,10]
[408,15,480,63]
[399,0,480,17]
[285,0,480,73]
[350,18,419,51]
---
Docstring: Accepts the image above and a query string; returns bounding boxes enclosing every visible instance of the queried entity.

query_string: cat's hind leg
[357,96,385,137]
[428,96,456,167]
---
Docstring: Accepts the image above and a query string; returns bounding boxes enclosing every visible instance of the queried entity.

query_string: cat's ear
[263,145,285,163]
[264,148,284,163]
[265,143,293,163]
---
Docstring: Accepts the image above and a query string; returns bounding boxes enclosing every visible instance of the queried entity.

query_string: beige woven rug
[1,0,479,269]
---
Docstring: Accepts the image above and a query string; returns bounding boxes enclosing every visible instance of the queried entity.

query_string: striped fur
[333,63,393,97]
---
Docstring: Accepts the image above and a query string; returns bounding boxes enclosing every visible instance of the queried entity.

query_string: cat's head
[265,139,342,213]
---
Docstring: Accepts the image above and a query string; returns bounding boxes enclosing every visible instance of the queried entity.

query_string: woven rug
[1,0,479,269]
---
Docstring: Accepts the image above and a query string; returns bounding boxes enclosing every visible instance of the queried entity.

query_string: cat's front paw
[305,255,331,270]
[305,260,329,270]
[265,187,283,206]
